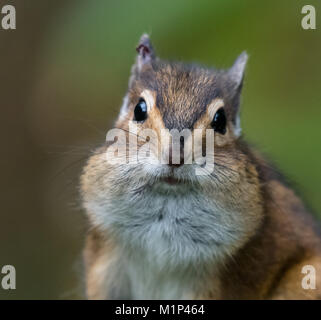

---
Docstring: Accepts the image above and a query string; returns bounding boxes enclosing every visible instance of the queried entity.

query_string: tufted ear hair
[227,52,248,137]
[135,34,156,72]
[228,51,248,90]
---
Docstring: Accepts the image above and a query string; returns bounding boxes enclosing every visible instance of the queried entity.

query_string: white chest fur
[107,189,239,266]
[87,183,249,299]
[101,189,239,299]
[125,253,200,299]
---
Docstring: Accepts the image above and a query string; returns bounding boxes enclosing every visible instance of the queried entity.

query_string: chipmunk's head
[113,34,250,189]
[81,35,263,265]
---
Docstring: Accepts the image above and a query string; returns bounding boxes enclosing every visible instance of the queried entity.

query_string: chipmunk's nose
[168,137,184,168]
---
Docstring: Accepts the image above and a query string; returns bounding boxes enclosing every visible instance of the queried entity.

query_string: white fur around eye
[234,115,242,137]
[118,94,130,121]
[207,98,225,120]
[140,89,155,112]
[207,98,242,138]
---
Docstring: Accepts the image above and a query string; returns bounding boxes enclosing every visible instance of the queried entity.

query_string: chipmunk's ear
[228,52,248,137]
[228,51,248,89]
[135,34,156,72]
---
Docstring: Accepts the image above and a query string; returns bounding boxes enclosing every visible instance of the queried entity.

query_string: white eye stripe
[140,89,155,112]
[118,95,130,121]
[118,90,155,123]
[207,98,225,120]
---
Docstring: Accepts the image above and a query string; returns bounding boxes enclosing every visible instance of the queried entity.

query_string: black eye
[134,99,148,122]
[211,107,226,134]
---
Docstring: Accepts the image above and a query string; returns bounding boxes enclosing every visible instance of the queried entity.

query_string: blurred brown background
[0,0,320,299]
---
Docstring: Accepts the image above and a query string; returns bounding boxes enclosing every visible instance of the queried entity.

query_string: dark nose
[168,137,184,168]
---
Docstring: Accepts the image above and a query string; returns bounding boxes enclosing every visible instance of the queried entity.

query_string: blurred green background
[0,0,320,299]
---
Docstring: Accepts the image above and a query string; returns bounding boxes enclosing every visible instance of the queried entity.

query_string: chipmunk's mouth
[150,167,196,190]
[151,172,197,193]
[159,176,181,185]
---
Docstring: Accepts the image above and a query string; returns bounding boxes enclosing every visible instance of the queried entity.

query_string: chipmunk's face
[113,35,249,193]
[81,35,263,265]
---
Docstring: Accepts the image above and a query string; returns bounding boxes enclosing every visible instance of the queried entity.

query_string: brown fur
[210,155,321,299]
[81,35,321,299]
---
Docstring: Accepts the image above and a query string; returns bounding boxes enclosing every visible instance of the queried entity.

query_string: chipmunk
[80,34,321,299]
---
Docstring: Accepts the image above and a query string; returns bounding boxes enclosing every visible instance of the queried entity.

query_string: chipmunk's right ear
[134,34,156,72]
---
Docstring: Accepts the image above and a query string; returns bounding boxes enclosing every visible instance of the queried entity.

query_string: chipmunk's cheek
[215,135,226,147]
[214,128,235,147]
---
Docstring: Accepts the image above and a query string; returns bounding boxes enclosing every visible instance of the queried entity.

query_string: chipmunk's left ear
[135,34,156,72]
[227,52,248,137]
[228,51,248,90]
